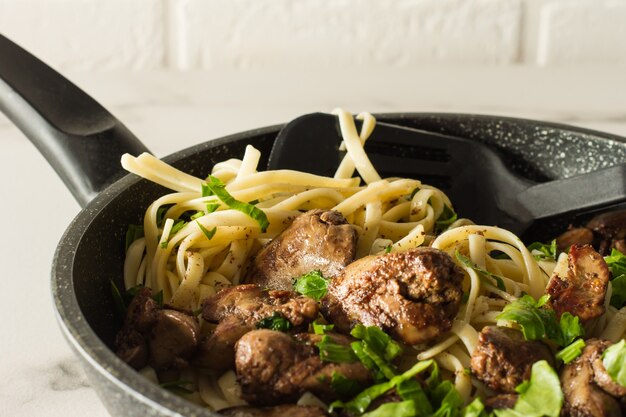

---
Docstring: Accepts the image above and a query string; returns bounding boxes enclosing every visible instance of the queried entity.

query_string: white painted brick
[0,0,165,71]
[537,0,626,66]
[170,0,522,70]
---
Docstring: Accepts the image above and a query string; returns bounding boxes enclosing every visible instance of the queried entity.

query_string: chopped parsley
[435,205,458,233]
[313,322,334,335]
[604,249,626,308]
[496,294,584,346]
[527,240,557,261]
[203,176,269,232]
[256,312,293,332]
[331,372,363,398]
[602,339,626,388]
[555,338,585,364]
[317,335,359,363]
[494,360,563,417]
[456,251,506,291]
[195,221,217,240]
[293,270,328,301]
[330,360,433,415]
[159,379,194,394]
[125,224,144,251]
[205,203,220,213]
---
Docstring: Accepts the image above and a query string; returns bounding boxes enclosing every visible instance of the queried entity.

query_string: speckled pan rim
[50,113,626,417]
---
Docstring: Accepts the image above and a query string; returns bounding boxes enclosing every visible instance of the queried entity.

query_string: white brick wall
[0,0,624,71]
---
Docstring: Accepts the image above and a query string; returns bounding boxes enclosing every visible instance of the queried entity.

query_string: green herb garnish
[190,211,204,220]
[527,240,557,261]
[313,322,334,335]
[293,270,328,301]
[159,379,195,394]
[555,338,585,364]
[256,312,292,332]
[602,339,626,388]
[496,294,584,346]
[605,249,626,308]
[330,372,363,398]
[456,251,506,291]
[330,360,433,415]
[196,221,217,240]
[317,335,359,363]
[494,360,563,417]
[436,205,458,233]
[205,203,220,213]
[110,280,127,319]
[461,398,487,417]
[361,400,419,417]
[125,224,144,251]
[203,176,269,232]
[396,378,432,415]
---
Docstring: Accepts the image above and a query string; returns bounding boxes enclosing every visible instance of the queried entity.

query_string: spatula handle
[520,164,626,219]
[0,34,149,208]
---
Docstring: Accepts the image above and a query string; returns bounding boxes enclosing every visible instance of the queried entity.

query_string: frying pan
[2,34,626,417]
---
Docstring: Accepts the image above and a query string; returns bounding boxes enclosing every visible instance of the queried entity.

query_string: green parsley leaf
[610,274,626,308]
[496,360,563,417]
[351,325,403,362]
[153,290,163,307]
[351,341,385,382]
[330,371,363,398]
[201,183,213,197]
[461,398,487,417]
[330,360,434,415]
[361,400,419,417]
[159,379,194,394]
[313,322,334,335]
[436,205,458,233]
[430,380,463,417]
[555,338,585,364]
[605,249,626,308]
[293,270,328,301]
[203,176,269,232]
[125,224,144,251]
[456,251,506,291]
[256,312,292,332]
[397,378,432,415]
[317,335,358,363]
[602,339,626,388]
[605,248,626,276]
[349,325,403,381]
[110,280,127,319]
[156,205,173,227]
[557,313,584,346]
[171,219,186,235]
[527,240,557,261]
[196,221,217,240]
[496,294,584,346]
[385,244,392,254]
[190,211,205,220]
[205,203,220,213]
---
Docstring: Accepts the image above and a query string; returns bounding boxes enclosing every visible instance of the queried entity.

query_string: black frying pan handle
[0,34,150,208]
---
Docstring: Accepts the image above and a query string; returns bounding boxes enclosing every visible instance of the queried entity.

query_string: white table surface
[1,68,626,416]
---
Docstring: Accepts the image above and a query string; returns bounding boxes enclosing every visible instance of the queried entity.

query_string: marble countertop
[1,68,626,416]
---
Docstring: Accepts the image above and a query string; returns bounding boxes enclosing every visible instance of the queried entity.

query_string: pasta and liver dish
[114,109,626,417]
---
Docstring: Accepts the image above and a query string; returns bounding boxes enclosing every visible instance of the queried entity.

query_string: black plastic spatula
[268,112,626,236]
